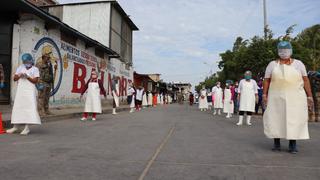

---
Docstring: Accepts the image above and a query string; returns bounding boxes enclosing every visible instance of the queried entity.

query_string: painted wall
[10,16,133,108]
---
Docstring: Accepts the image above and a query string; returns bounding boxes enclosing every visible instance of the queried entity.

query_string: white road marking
[138,125,175,180]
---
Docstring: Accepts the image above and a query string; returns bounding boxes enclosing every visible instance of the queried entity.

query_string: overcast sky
[58,0,320,88]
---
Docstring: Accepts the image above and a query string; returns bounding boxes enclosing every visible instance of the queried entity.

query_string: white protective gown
[148,92,153,106]
[142,93,148,106]
[130,95,136,108]
[263,62,309,139]
[212,86,223,108]
[239,79,257,112]
[223,88,234,113]
[198,89,209,109]
[112,84,120,107]
[11,66,41,125]
[157,94,161,104]
[84,82,102,113]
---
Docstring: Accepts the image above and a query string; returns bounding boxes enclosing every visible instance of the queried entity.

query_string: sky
[58,0,320,88]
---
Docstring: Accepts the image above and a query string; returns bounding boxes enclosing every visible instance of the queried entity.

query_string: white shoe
[247,116,252,126]
[81,117,87,121]
[218,110,221,115]
[112,108,117,115]
[6,125,19,134]
[20,125,30,135]
[213,110,217,115]
[226,113,231,118]
[92,118,96,121]
[130,109,134,113]
[237,116,244,126]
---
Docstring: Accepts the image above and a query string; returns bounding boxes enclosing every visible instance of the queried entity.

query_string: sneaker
[80,117,87,121]
[20,127,30,136]
[6,126,19,134]
[92,118,96,121]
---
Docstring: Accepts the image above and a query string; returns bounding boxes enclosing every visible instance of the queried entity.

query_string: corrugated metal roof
[0,0,120,57]
[41,0,139,31]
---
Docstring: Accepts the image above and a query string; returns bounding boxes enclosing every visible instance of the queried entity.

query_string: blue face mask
[245,75,251,80]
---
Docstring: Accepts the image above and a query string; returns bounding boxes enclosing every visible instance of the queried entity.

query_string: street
[1,104,320,180]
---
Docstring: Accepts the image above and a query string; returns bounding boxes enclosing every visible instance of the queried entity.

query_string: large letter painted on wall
[72,62,87,93]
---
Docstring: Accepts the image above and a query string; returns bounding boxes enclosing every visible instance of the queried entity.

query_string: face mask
[245,75,251,80]
[91,75,98,79]
[278,49,292,59]
[24,63,32,68]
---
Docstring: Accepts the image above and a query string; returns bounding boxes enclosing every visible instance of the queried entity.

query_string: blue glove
[0,82,5,89]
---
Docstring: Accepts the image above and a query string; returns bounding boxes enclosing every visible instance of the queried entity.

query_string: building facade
[0,0,138,108]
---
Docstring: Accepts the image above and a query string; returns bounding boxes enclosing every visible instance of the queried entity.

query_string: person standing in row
[147,91,153,107]
[236,71,258,126]
[212,82,223,115]
[36,49,57,116]
[111,76,120,115]
[142,89,148,108]
[127,83,136,113]
[223,83,234,118]
[233,81,240,114]
[80,70,106,121]
[255,79,265,115]
[7,53,41,135]
[263,41,312,154]
[135,86,144,111]
[153,92,158,107]
[199,86,209,111]
[189,92,194,106]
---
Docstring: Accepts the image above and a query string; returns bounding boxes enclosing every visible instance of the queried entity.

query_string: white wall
[11,16,133,108]
[61,3,111,47]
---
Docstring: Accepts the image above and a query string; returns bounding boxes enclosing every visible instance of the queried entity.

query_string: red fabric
[81,78,106,97]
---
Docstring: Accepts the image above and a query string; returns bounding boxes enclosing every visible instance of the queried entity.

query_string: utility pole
[263,0,268,40]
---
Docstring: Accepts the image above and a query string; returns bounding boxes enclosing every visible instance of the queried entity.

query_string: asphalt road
[1,104,320,180]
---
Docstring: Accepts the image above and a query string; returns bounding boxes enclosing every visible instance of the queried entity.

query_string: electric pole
[263,0,268,40]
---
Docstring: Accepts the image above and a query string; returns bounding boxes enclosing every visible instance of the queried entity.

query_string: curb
[3,107,130,129]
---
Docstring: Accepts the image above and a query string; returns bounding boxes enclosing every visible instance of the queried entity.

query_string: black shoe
[288,148,298,154]
[272,146,281,151]
[272,138,281,151]
[288,140,298,154]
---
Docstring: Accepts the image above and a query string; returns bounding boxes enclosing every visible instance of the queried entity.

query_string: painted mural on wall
[28,36,132,107]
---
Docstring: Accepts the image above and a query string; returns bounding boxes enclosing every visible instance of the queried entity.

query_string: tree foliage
[196,24,320,92]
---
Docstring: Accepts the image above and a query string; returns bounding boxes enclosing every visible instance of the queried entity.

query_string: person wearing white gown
[263,41,312,153]
[127,84,136,113]
[212,82,223,115]
[198,86,209,111]
[142,89,148,108]
[7,53,41,135]
[236,71,258,126]
[147,91,153,107]
[223,83,234,118]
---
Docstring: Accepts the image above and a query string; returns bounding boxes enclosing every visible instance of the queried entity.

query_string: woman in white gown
[7,53,41,135]
[223,83,234,118]
[263,41,312,153]
[198,86,209,111]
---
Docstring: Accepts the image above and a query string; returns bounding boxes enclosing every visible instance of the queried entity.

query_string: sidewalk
[0,104,130,128]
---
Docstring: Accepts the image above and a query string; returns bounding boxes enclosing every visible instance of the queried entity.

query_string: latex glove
[307,97,314,112]
[263,95,268,108]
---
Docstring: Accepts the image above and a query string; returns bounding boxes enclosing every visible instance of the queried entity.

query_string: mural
[28,36,132,107]
[33,37,63,97]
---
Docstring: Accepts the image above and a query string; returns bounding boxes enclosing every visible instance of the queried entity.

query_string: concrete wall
[10,15,133,108]
[61,3,111,48]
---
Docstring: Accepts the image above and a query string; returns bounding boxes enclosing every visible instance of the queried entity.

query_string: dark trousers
[255,99,265,114]
[239,111,253,116]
